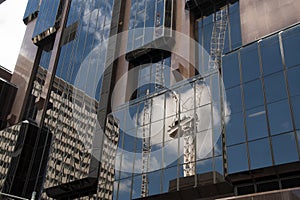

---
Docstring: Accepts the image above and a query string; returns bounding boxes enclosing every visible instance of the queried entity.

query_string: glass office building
[1,0,300,199]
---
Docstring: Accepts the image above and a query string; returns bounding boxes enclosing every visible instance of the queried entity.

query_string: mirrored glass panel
[243,79,264,110]
[226,86,243,114]
[260,36,283,75]
[248,138,272,169]
[268,99,293,135]
[282,24,300,68]
[287,66,300,97]
[264,71,287,103]
[227,144,248,173]
[272,132,299,165]
[246,106,268,141]
[291,96,300,129]
[225,112,245,146]
[117,178,132,200]
[240,43,260,83]
[222,52,240,89]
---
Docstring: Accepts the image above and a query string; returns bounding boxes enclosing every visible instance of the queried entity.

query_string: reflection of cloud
[118,179,131,193]
[114,80,231,173]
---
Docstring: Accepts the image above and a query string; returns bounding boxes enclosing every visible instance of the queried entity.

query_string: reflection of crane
[167,91,199,177]
[209,9,228,70]
[141,90,150,197]
[167,8,228,177]
[141,60,165,197]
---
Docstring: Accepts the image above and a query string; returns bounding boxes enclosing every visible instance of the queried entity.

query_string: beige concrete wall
[240,0,300,45]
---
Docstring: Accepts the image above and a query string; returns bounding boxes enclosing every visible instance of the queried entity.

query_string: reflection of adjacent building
[0,121,52,198]
[2,0,300,199]
[29,66,119,199]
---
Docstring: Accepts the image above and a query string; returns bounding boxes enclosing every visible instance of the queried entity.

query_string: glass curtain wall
[127,0,173,52]
[112,70,224,199]
[223,23,300,174]
[41,0,115,198]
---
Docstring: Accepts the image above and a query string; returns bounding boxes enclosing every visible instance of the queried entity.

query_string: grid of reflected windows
[224,24,300,174]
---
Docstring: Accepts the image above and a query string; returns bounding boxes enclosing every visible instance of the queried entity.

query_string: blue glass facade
[14,0,300,199]
[224,24,300,174]
[23,0,39,21]
[55,0,113,100]
[127,0,173,52]
[112,72,224,199]
[32,0,62,37]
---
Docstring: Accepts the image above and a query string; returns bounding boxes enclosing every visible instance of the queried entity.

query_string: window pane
[227,144,248,173]
[246,106,268,141]
[268,99,293,135]
[260,36,283,75]
[248,138,272,169]
[132,175,142,199]
[272,132,299,165]
[117,178,132,199]
[240,43,260,83]
[148,170,162,196]
[196,158,212,174]
[291,96,300,129]
[264,71,287,103]
[226,86,243,114]
[287,66,300,97]
[282,25,300,68]
[243,79,264,110]
[229,2,242,49]
[162,166,177,193]
[225,112,245,146]
[223,52,240,89]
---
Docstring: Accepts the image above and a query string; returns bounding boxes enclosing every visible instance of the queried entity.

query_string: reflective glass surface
[264,71,287,103]
[248,138,272,169]
[227,144,248,173]
[260,36,283,75]
[240,43,260,83]
[222,52,240,89]
[272,132,299,165]
[246,106,268,141]
[229,2,242,50]
[225,112,245,146]
[127,0,173,52]
[33,0,61,37]
[243,79,264,110]
[282,24,300,68]
[291,95,300,129]
[268,99,293,135]
[287,66,300,97]
[226,86,243,114]
[23,0,40,20]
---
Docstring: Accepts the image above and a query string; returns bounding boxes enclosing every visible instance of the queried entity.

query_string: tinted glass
[264,71,287,103]
[240,43,260,83]
[260,36,283,75]
[229,2,242,49]
[226,86,243,114]
[282,25,300,68]
[243,79,264,110]
[246,106,268,141]
[248,138,272,169]
[223,52,240,89]
[272,132,299,165]
[227,144,248,173]
[23,0,40,20]
[225,112,245,146]
[287,66,300,97]
[268,99,293,135]
[291,95,300,129]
